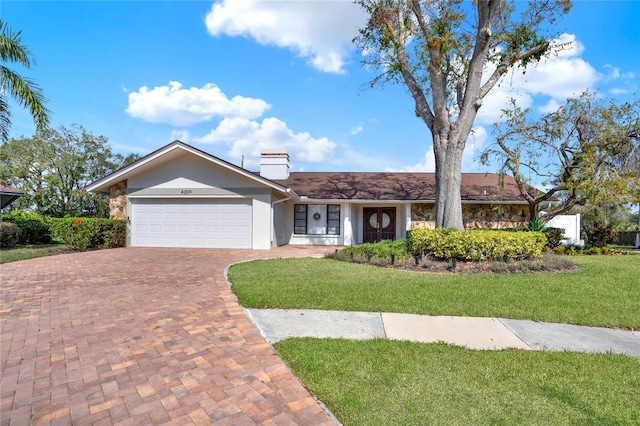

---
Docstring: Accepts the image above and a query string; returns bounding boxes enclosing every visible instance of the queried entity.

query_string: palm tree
[0,20,50,142]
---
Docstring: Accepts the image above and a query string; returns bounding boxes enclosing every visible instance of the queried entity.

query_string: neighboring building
[0,184,24,209]
[86,141,536,249]
[545,214,584,246]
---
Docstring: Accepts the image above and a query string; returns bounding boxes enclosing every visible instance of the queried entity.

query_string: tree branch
[391,2,435,129]
[459,1,495,119]
[479,41,549,99]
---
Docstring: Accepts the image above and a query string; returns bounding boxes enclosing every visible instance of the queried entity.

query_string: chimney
[260,149,290,180]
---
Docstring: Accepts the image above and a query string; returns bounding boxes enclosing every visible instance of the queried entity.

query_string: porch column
[343,203,354,246]
[405,203,412,233]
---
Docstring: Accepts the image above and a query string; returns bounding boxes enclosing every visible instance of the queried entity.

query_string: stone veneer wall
[411,203,529,230]
[109,180,127,220]
[411,203,436,229]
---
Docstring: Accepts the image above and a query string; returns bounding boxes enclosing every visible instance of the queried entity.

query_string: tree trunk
[528,203,537,223]
[434,136,465,230]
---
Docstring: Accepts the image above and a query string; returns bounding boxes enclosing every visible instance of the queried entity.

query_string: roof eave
[0,194,23,209]
[292,198,528,204]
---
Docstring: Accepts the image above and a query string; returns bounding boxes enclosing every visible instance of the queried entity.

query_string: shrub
[49,218,100,251]
[338,239,411,261]
[16,219,52,244]
[549,244,625,256]
[543,227,564,248]
[0,222,24,248]
[409,228,547,261]
[101,221,126,248]
[526,218,549,232]
[584,247,602,255]
[1,211,51,244]
[588,225,615,248]
[49,218,126,251]
[489,261,510,273]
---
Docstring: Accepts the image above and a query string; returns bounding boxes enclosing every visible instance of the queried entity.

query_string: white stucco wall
[252,194,272,249]
[546,214,583,246]
[272,201,288,247]
[128,153,257,191]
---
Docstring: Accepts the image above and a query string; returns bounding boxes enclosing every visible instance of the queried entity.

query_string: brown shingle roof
[274,172,535,202]
[0,184,23,194]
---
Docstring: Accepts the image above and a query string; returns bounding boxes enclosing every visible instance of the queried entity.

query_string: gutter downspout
[271,188,292,248]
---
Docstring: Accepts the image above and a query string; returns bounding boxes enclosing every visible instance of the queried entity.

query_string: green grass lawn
[228,255,640,329]
[0,243,71,264]
[230,254,640,425]
[275,339,640,425]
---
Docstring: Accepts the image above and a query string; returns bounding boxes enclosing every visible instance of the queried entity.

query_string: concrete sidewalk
[245,309,640,357]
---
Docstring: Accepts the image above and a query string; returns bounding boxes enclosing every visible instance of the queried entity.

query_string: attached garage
[86,141,291,250]
[130,198,252,248]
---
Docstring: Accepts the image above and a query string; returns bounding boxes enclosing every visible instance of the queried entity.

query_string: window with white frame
[294,204,340,235]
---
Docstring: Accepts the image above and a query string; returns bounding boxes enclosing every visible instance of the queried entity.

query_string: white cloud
[603,65,621,81]
[602,65,635,81]
[538,99,563,114]
[170,129,191,142]
[126,81,271,126]
[609,88,631,96]
[205,0,367,74]
[602,65,636,96]
[516,36,599,100]
[350,125,363,135]
[462,126,488,171]
[394,149,436,172]
[195,116,337,168]
[476,89,532,125]
[476,33,600,125]
[126,79,337,168]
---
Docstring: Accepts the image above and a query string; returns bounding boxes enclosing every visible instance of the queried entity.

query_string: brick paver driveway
[1,246,337,425]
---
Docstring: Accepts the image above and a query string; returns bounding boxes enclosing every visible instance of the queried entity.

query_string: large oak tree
[354,0,571,229]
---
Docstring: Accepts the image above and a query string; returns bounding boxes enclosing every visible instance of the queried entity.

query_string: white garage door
[130,199,252,248]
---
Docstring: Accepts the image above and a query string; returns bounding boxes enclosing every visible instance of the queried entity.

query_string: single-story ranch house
[86,140,537,249]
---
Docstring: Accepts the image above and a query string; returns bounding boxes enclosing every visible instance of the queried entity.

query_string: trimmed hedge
[408,228,547,261]
[468,225,563,249]
[1,211,126,251]
[1,211,51,244]
[49,218,126,251]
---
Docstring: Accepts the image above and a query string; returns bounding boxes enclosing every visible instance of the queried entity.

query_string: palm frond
[0,20,32,68]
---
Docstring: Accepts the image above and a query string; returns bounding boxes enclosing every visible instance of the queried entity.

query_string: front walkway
[246,309,640,357]
[0,246,336,425]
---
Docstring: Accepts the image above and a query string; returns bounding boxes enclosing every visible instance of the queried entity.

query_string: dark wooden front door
[363,207,396,243]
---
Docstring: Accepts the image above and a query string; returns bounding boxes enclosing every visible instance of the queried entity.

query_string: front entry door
[363,207,396,243]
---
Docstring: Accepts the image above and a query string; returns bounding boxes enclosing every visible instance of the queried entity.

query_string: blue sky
[3,0,639,173]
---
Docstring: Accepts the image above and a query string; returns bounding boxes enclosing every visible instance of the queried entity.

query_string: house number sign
[181,189,192,195]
